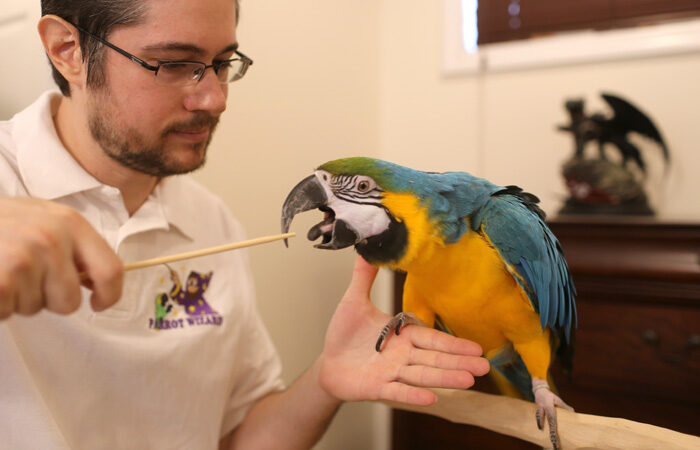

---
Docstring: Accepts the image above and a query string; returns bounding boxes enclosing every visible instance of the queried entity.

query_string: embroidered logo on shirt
[149,267,223,330]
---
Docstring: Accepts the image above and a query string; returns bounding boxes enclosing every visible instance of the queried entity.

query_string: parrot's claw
[375,312,424,352]
[532,378,573,450]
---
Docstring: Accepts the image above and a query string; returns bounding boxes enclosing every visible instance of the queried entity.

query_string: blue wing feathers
[422,174,499,243]
[514,260,535,299]
[471,193,576,343]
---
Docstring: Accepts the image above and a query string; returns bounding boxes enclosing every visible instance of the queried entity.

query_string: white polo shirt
[0,91,285,449]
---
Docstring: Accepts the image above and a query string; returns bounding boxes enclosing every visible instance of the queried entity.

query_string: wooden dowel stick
[384,388,699,450]
[80,232,295,281]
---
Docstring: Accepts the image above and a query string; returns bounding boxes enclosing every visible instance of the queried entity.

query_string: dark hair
[41,0,240,96]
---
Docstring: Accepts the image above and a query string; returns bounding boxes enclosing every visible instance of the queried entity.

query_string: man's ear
[37,15,86,89]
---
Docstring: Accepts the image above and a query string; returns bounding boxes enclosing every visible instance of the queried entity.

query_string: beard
[87,89,220,177]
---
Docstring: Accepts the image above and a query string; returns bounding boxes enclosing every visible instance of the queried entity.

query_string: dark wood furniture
[392,217,700,449]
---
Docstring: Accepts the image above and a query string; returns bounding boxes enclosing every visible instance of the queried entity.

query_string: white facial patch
[329,198,391,241]
[314,170,391,241]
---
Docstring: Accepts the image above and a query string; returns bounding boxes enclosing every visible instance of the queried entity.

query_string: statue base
[558,198,654,216]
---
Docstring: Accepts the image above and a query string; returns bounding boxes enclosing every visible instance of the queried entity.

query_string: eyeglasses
[65,20,253,87]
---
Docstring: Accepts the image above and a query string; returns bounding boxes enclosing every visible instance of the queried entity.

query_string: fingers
[0,272,15,319]
[72,232,123,311]
[0,239,45,315]
[407,326,484,357]
[0,223,82,316]
[408,348,490,376]
[40,221,82,314]
[398,365,477,390]
[15,251,44,315]
[384,328,490,397]
[378,381,437,406]
[42,249,82,315]
[0,198,123,319]
[342,255,378,302]
[54,206,123,312]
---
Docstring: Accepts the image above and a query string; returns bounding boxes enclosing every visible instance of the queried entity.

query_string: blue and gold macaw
[282,157,577,449]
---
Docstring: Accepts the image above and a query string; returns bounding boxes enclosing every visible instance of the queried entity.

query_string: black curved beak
[281,174,360,250]
[281,175,328,247]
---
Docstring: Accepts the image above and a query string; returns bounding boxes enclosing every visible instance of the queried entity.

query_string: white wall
[0,1,54,120]
[378,0,482,174]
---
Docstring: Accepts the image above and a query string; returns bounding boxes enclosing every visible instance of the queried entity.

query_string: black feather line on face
[335,192,384,202]
[330,175,357,190]
[333,194,385,207]
[355,214,408,265]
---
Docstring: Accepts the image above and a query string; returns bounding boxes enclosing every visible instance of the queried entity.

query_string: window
[443,0,700,75]
[477,0,700,45]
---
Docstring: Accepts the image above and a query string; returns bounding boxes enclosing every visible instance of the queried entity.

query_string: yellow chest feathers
[380,192,505,274]
[381,192,542,349]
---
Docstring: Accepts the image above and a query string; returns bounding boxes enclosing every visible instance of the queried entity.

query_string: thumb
[343,255,378,301]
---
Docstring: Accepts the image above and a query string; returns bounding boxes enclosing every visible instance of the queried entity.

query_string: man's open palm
[319,256,490,406]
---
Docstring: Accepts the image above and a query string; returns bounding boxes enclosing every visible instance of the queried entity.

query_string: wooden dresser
[391,218,700,449]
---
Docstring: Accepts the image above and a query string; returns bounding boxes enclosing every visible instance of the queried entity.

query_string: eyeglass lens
[155,60,247,86]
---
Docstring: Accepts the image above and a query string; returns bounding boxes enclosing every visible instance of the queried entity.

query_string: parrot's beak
[281,174,360,250]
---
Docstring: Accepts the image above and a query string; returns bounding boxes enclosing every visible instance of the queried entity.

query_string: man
[0,0,490,448]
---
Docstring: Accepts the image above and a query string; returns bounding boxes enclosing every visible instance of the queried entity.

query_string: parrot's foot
[375,312,425,352]
[532,378,573,450]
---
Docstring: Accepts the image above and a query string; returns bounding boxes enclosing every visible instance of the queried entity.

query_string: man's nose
[183,69,227,114]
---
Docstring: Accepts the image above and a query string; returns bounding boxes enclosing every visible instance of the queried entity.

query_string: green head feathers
[318,157,395,189]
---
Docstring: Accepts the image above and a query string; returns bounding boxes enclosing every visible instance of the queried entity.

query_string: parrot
[281,157,577,450]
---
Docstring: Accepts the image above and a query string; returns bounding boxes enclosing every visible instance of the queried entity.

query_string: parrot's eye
[356,179,373,193]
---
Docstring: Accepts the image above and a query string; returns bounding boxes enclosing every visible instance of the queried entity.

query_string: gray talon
[532,378,572,450]
[375,312,425,352]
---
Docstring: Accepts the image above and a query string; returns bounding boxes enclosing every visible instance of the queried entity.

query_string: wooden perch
[384,388,699,450]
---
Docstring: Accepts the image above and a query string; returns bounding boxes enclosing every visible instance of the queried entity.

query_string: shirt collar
[14,90,197,241]
[14,90,102,200]
[154,176,198,241]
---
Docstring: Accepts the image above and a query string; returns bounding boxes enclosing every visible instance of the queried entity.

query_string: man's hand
[0,198,123,319]
[319,256,490,406]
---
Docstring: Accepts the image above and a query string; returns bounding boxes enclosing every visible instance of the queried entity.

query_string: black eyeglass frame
[64,19,253,85]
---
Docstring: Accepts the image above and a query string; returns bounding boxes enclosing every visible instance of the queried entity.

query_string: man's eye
[160,63,191,73]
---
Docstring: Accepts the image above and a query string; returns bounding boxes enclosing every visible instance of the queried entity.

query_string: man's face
[86,0,237,176]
